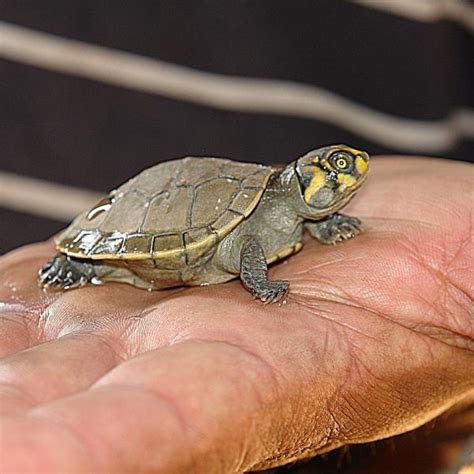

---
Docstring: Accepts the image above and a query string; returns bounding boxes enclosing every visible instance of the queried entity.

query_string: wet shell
[56,157,273,265]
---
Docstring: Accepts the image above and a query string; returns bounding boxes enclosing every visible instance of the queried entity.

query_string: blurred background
[1,1,473,255]
[0,2,473,472]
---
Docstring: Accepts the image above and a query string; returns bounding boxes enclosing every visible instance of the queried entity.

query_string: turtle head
[294,144,369,213]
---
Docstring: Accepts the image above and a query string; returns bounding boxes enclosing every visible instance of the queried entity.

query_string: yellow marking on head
[303,167,327,203]
[337,174,357,189]
[355,155,368,175]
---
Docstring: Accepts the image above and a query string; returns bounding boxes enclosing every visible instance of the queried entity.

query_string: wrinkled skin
[0,157,472,473]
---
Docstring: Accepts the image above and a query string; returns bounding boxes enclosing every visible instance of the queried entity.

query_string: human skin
[0,157,472,473]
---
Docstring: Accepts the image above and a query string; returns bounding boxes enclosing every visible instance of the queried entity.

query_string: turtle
[39,144,369,303]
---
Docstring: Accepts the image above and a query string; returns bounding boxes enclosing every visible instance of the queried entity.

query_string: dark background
[1,1,473,255]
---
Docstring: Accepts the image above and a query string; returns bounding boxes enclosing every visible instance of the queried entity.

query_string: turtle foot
[38,254,94,290]
[307,214,361,245]
[252,280,289,304]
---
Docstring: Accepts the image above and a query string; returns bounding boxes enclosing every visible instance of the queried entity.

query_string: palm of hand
[0,158,472,473]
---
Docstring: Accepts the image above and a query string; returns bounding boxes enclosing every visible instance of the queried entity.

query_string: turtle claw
[308,214,362,245]
[38,254,93,290]
[327,216,361,244]
[253,280,289,304]
[339,220,361,239]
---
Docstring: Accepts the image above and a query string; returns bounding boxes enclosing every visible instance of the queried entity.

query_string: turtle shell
[56,157,273,265]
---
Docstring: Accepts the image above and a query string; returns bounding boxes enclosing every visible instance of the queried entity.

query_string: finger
[0,333,123,415]
[3,325,473,474]
[0,340,278,473]
[0,263,190,415]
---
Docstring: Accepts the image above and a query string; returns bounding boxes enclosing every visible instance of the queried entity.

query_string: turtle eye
[329,152,354,173]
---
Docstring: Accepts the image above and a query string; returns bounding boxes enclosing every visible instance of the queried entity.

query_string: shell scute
[192,178,240,227]
[57,157,273,260]
[122,161,177,196]
[218,160,262,180]
[242,169,270,188]
[91,233,125,256]
[142,188,191,233]
[178,157,221,185]
[152,233,185,268]
[71,230,101,255]
[100,192,148,234]
[122,234,153,256]
[184,227,218,263]
[228,188,262,216]
[210,210,244,237]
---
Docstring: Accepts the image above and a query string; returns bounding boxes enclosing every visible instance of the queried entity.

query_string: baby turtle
[39,144,369,303]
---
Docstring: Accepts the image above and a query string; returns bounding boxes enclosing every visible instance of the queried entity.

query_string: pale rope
[1,22,473,154]
[0,171,101,221]
[350,0,474,33]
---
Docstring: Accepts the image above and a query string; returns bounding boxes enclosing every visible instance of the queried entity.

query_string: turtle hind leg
[240,237,289,304]
[39,254,96,290]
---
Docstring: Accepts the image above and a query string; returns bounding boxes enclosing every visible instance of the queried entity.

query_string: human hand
[0,157,472,473]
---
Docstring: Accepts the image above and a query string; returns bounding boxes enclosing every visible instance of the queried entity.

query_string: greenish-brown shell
[55,157,273,264]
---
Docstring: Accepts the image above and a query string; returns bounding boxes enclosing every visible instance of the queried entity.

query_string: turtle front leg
[306,213,361,245]
[240,237,289,304]
[39,254,96,290]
